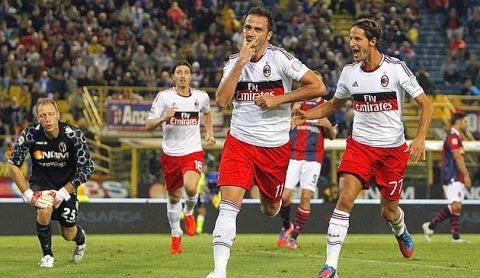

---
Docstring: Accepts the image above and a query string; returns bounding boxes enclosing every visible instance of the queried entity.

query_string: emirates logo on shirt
[234,80,285,102]
[168,111,199,125]
[352,92,398,112]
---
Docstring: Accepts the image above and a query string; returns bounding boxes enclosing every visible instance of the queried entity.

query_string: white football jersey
[335,55,424,147]
[221,44,310,147]
[148,87,211,156]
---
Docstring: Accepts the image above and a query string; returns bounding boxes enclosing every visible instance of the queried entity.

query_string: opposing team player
[292,18,433,277]
[422,112,472,243]
[146,61,215,254]
[7,98,95,267]
[277,89,337,249]
[206,7,326,278]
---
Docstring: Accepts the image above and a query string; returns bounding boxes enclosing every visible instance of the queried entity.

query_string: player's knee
[261,204,280,217]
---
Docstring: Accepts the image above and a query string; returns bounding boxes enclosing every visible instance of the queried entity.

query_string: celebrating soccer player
[292,18,433,277]
[206,7,326,278]
[7,98,95,268]
[146,61,215,254]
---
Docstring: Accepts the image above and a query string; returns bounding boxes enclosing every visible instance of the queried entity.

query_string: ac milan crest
[194,99,199,109]
[381,75,389,87]
[263,64,271,77]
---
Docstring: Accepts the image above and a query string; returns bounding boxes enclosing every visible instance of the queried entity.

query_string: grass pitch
[0,234,479,277]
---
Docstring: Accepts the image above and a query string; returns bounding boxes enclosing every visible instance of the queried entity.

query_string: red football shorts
[217,132,290,202]
[338,136,409,201]
[161,150,205,192]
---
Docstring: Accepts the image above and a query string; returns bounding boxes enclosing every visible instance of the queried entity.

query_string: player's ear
[370,37,377,47]
[267,31,273,41]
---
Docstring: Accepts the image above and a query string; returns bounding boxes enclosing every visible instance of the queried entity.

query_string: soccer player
[277,92,337,249]
[146,61,215,255]
[422,112,472,243]
[292,18,433,278]
[206,7,326,278]
[7,98,95,268]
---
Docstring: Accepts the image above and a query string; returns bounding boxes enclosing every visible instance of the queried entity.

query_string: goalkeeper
[7,98,95,268]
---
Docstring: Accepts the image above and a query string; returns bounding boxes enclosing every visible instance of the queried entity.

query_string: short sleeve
[334,68,352,99]
[447,134,461,151]
[397,61,424,98]
[147,91,166,120]
[276,50,309,81]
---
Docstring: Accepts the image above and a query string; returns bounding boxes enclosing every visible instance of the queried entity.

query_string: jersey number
[61,207,77,223]
[194,160,203,171]
[388,179,404,196]
[274,184,284,198]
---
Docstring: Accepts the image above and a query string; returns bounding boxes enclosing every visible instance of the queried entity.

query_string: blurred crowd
[0,0,479,144]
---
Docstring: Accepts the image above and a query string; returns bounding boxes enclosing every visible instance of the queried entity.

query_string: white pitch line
[248,249,480,273]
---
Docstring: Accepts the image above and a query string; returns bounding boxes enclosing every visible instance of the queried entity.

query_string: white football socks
[212,200,241,275]
[184,193,198,215]
[389,207,405,237]
[167,199,183,237]
[325,209,350,269]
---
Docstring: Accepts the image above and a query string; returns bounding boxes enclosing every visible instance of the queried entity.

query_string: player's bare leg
[278,188,293,247]
[37,208,54,267]
[183,170,201,236]
[61,225,86,263]
[168,188,183,254]
[319,174,362,277]
[382,198,414,258]
[207,186,245,278]
[260,194,281,217]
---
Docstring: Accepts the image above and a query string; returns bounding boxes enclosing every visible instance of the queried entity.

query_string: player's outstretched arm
[305,97,346,121]
[255,70,326,109]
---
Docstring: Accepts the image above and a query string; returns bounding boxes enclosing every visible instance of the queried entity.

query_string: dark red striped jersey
[290,99,327,162]
[441,128,465,184]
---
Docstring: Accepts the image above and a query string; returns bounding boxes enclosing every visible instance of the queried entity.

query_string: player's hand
[23,189,54,209]
[162,106,176,122]
[237,37,257,65]
[291,110,308,129]
[405,137,426,163]
[50,187,71,208]
[254,94,279,109]
[464,175,472,188]
[205,134,216,146]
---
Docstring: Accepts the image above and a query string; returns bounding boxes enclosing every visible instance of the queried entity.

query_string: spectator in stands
[167,2,187,27]
[444,8,464,41]
[38,70,52,97]
[448,33,468,61]
[441,56,461,85]
[468,7,480,42]
[464,53,480,80]
[427,0,449,14]
[461,79,480,95]
[416,66,436,94]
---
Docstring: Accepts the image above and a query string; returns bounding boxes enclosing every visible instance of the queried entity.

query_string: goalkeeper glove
[22,189,54,209]
[51,187,72,208]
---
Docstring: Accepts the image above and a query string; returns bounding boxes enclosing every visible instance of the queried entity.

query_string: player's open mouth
[352,49,360,56]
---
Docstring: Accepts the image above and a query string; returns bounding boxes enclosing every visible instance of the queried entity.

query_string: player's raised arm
[216,38,257,108]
